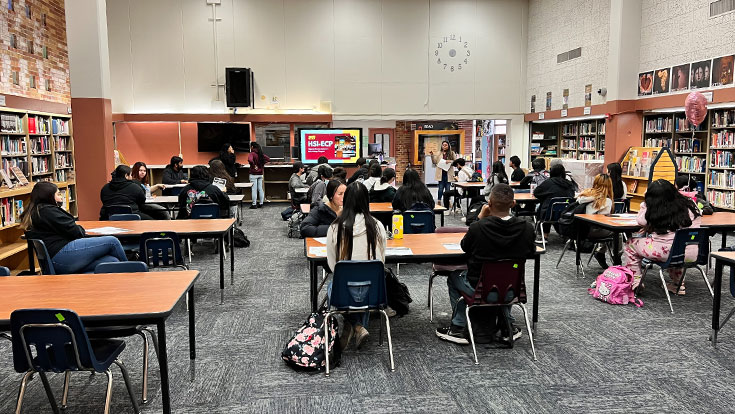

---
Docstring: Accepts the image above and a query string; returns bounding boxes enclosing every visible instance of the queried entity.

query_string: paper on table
[86,226,130,235]
[313,237,327,244]
[436,159,452,172]
[442,243,462,250]
[610,214,637,218]
[308,246,327,257]
[386,247,413,255]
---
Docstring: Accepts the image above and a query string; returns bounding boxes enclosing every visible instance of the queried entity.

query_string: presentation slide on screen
[300,129,361,164]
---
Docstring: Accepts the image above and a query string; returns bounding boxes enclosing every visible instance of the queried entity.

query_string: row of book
[644,137,672,148]
[1,136,26,155]
[0,197,23,226]
[710,150,735,168]
[561,124,577,136]
[675,156,706,173]
[2,158,27,176]
[673,138,702,153]
[30,136,50,154]
[645,117,672,133]
[31,156,51,174]
[579,122,596,135]
[599,122,606,135]
[712,110,735,128]
[52,119,70,135]
[561,139,577,150]
[54,136,71,151]
[674,116,706,132]
[622,149,657,178]
[577,152,600,160]
[55,170,68,182]
[55,153,73,168]
[28,116,50,135]
[579,137,597,150]
[708,190,735,210]
[709,170,735,188]
[712,131,735,148]
[1,114,23,133]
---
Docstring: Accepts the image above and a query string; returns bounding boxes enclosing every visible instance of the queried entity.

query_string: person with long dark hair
[130,161,171,220]
[533,163,575,237]
[625,179,701,293]
[100,164,152,220]
[22,181,127,273]
[327,181,387,349]
[429,141,456,206]
[482,160,509,201]
[300,179,345,237]
[370,167,397,202]
[392,168,435,212]
[216,143,240,178]
[248,142,270,208]
[607,162,627,200]
[176,165,230,219]
[208,159,237,194]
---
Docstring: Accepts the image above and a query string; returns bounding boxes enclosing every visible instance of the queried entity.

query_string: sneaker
[249,204,257,209]
[257,203,263,208]
[435,325,469,345]
[354,325,369,349]
[339,321,354,351]
[385,306,397,318]
[498,327,522,345]
[594,251,609,269]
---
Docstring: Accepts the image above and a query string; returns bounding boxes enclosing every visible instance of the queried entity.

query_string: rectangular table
[711,250,735,347]
[78,219,236,303]
[304,233,545,330]
[147,194,246,223]
[0,270,199,414]
[300,203,448,226]
[452,182,486,211]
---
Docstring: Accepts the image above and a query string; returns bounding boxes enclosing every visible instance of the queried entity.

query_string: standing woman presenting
[429,141,456,207]
[248,142,270,208]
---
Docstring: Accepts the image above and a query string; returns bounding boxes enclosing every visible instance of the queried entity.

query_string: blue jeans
[447,270,513,328]
[437,171,451,205]
[327,282,370,327]
[250,174,264,205]
[52,236,127,274]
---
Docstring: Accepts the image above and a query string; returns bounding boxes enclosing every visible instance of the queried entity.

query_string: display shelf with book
[620,146,676,211]
[529,123,558,162]
[560,121,578,159]
[707,108,735,210]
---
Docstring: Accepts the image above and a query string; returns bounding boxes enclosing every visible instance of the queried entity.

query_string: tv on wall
[197,122,251,152]
[298,129,362,164]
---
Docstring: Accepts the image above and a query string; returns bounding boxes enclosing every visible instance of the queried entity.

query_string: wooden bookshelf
[620,146,676,212]
[529,119,605,164]
[707,108,735,211]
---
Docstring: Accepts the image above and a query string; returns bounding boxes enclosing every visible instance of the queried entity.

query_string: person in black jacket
[177,166,230,219]
[213,143,240,178]
[509,156,525,182]
[436,184,536,345]
[392,168,435,212]
[300,179,345,237]
[162,156,187,195]
[533,163,576,236]
[100,165,152,220]
[22,181,127,274]
[518,157,549,189]
[347,157,369,184]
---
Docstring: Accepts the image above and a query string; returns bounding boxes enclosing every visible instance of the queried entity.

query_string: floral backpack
[588,265,643,307]
[184,189,213,215]
[281,312,340,371]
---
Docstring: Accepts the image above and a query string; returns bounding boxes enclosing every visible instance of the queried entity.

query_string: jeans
[447,270,513,328]
[327,281,370,327]
[437,171,451,205]
[52,236,127,274]
[250,174,264,205]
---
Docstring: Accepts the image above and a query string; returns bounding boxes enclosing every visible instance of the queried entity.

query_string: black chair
[10,308,139,413]
[139,231,188,270]
[27,238,56,275]
[107,204,134,217]
[403,210,436,234]
[535,197,574,250]
[109,214,142,253]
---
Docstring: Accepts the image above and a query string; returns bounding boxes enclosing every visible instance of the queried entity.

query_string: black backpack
[385,267,412,316]
[557,201,591,239]
[465,201,486,226]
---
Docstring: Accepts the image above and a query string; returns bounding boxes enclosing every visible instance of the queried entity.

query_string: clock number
[450,65,454,72]
[459,36,462,42]
[437,58,441,64]
[464,42,468,48]
[450,34,456,40]
[437,42,442,48]
[464,58,468,64]
[443,36,448,42]
[458,64,462,70]
[466,50,471,56]
[443,64,447,70]
[434,50,438,56]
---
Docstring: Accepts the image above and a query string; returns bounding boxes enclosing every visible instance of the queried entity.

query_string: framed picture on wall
[653,68,670,94]
[412,130,465,165]
[638,71,653,96]
[690,59,712,89]
[712,55,734,87]
[671,64,690,92]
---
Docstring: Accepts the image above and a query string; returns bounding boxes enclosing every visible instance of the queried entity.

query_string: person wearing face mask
[22,181,127,274]
[300,179,346,238]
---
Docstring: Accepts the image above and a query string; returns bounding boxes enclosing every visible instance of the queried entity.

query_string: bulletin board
[412,130,465,165]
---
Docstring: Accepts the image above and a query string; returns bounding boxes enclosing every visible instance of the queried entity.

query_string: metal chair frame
[535,197,574,250]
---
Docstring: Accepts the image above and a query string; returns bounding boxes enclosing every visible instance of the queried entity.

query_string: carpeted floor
[3,202,735,413]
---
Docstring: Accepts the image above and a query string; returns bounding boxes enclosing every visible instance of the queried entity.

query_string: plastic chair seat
[86,326,141,338]
[432,263,468,273]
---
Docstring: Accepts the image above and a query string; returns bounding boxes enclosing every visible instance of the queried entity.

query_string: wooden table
[514,192,538,202]
[300,203,449,226]
[711,250,735,347]
[509,181,522,188]
[0,270,199,414]
[78,219,236,303]
[147,194,246,223]
[304,233,545,330]
[452,182,486,211]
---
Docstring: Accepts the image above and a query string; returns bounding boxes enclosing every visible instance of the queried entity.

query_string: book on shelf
[11,166,29,186]
[710,150,735,168]
[627,180,638,194]
[712,131,735,148]
[0,114,23,133]
[0,169,14,189]
[51,119,70,135]
[709,170,735,188]
[712,110,735,127]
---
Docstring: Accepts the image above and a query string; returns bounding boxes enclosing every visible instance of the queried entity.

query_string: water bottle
[392,211,404,239]
[145,184,152,199]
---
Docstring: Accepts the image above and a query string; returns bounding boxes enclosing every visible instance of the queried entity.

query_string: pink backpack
[588,266,643,307]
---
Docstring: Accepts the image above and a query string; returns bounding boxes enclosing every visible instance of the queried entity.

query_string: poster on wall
[653,68,670,94]
[690,59,712,89]
[671,64,690,92]
[638,71,653,96]
[562,89,569,109]
[480,120,493,180]
[545,92,552,111]
[530,95,536,113]
[712,55,734,87]
[584,84,592,106]
[299,129,361,164]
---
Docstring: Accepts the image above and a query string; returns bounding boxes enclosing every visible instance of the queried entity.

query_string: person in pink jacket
[624,179,701,294]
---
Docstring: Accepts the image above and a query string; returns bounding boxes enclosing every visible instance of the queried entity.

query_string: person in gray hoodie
[305,156,333,185]
[289,162,308,204]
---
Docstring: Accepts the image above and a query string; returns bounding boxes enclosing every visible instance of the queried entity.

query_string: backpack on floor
[588,265,643,307]
[281,206,295,221]
[281,312,340,371]
[385,267,412,316]
[288,212,304,238]
[465,201,486,226]
[233,227,250,248]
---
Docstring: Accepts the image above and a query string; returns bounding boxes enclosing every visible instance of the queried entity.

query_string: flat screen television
[263,146,285,159]
[197,122,251,152]
[368,143,383,155]
[298,128,362,164]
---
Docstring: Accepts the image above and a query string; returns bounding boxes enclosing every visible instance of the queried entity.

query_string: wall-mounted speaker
[225,67,254,108]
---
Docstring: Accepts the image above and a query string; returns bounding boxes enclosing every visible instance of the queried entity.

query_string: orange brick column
[604,111,643,163]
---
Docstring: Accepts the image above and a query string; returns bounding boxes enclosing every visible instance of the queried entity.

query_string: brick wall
[0,0,70,104]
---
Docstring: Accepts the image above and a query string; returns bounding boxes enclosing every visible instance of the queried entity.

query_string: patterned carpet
[2,202,735,413]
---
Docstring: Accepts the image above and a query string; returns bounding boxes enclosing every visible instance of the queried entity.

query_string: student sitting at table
[435,184,536,345]
[332,167,348,182]
[675,175,713,215]
[289,162,309,204]
[533,163,575,238]
[550,159,579,192]
[209,159,237,195]
[440,158,475,210]
[327,181,387,350]
[130,161,171,220]
[482,160,509,201]
[607,162,627,200]
[306,156,333,185]
[347,157,369,184]
[100,165,152,220]
[518,157,549,189]
[176,165,230,219]
[307,165,333,207]
[625,179,701,293]
[362,163,382,191]
[577,174,616,268]
[163,156,188,185]
[509,155,525,182]
[23,181,127,274]
[369,168,397,202]
[300,179,345,238]
[392,168,435,212]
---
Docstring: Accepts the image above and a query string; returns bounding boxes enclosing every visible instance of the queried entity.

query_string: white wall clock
[433,34,470,72]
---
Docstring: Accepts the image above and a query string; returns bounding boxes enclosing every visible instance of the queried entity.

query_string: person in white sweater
[327,181,387,350]
[577,173,615,268]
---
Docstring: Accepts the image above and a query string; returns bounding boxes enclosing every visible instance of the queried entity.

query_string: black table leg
[309,261,318,312]
[230,226,235,285]
[722,231,728,250]
[157,320,171,414]
[188,286,196,360]
[219,235,225,304]
[440,212,445,227]
[575,230,581,275]
[713,261,723,348]
[533,253,540,332]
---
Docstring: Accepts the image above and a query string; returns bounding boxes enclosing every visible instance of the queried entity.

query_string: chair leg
[137,331,150,404]
[719,306,735,331]
[587,243,600,266]
[61,371,71,409]
[698,265,714,297]
[141,327,160,360]
[396,263,400,277]
[556,239,571,268]
[15,371,33,414]
[427,273,436,309]
[464,305,478,365]
[519,304,538,361]
[187,239,192,264]
[378,311,383,346]
[103,370,114,414]
[113,359,141,414]
[380,309,395,372]
[324,312,332,377]
[38,371,60,414]
[659,269,675,314]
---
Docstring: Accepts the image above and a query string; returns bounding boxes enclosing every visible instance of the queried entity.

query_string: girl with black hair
[370,167,397,202]
[176,165,230,219]
[300,179,345,237]
[100,164,152,219]
[363,163,382,191]
[625,179,702,293]
[23,181,127,273]
[216,143,240,178]
[392,168,435,212]
[606,162,627,200]
[248,142,270,208]
[327,182,387,349]
[209,159,237,194]
[482,160,509,201]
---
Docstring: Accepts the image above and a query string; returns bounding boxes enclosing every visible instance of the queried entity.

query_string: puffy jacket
[533,176,575,220]
[176,179,230,219]
[100,177,146,219]
[300,202,338,237]
[25,203,86,258]
[369,182,397,202]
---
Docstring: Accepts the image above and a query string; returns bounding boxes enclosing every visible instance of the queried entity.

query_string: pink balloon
[685,92,708,128]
